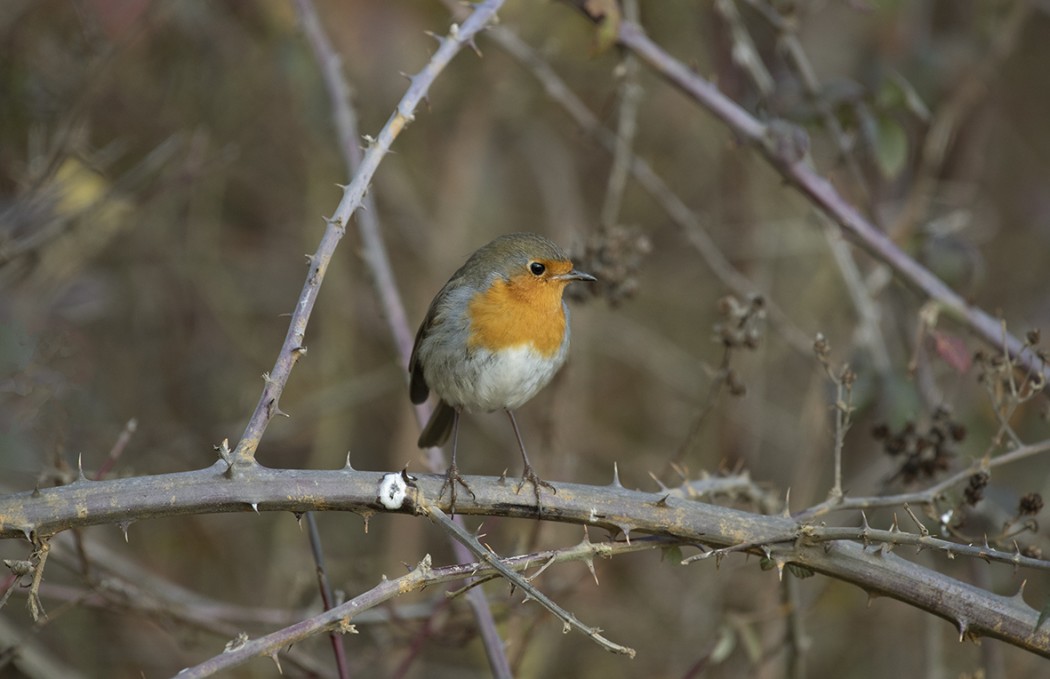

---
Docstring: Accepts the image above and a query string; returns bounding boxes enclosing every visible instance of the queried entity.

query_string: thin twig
[94,418,137,481]
[176,536,662,676]
[813,335,855,501]
[683,520,1050,573]
[820,216,891,373]
[425,504,637,658]
[304,512,349,679]
[793,436,1050,522]
[599,0,641,230]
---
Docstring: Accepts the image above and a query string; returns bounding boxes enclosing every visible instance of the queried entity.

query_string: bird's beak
[559,269,596,283]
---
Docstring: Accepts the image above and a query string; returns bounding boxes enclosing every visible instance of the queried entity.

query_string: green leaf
[875,117,909,180]
[663,544,684,564]
[786,563,815,579]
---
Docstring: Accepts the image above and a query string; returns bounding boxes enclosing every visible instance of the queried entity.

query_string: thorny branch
[3,466,1050,657]
[174,535,665,677]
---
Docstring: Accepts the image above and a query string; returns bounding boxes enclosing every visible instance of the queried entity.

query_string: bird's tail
[417,400,456,448]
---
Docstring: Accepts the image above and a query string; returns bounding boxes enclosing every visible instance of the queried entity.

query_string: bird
[409,232,596,510]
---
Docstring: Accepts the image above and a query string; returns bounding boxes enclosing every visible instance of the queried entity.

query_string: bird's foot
[515,464,556,510]
[439,462,476,516]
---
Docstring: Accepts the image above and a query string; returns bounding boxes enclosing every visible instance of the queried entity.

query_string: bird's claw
[515,463,556,509]
[439,462,475,516]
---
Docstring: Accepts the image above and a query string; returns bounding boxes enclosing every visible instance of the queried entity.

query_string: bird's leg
[506,409,556,508]
[438,409,474,515]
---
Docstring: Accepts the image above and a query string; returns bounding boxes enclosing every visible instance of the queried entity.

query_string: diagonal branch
[231,0,506,466]
[426,504,636,657]
[612,19,1049,384]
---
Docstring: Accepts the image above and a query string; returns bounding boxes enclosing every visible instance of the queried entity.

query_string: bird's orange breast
[467,275,568,357]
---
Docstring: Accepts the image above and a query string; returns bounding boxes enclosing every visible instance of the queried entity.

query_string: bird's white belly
[433,344,565,412]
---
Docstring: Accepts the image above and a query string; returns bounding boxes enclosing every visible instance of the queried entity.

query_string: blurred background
[2,0,1050,676]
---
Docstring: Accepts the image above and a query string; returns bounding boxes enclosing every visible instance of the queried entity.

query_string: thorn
[77,454,87,482]
[118,521,132,542]
[774,557,786,581]
[268,651,283,674]
[335,183,348,190]
[400,464,417,485]
[31,486,41,498]
[293,512,304,529]
[1012,579,1027,601]
[654,494,672,508]
[583,555,599,586]
[21,527,33,542]
[781,488,791,517]
[610,462,623,488]
[956,618,969,643]
[250,503,259,513]
[344,452,355,470]
[466,37,482,57]
[423,30,444,45]
[498,468,508,484]
[214,438,232,465]
[866,590,879,607]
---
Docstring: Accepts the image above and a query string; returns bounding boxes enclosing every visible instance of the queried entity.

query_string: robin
[409,232,596,509]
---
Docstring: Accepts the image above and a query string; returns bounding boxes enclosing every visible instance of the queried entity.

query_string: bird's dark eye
[529,261,546,276]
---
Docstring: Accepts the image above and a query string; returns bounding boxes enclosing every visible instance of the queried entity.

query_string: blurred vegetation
[2,0,1050,677]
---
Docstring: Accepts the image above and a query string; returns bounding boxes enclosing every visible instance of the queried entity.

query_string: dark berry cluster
[1019,492,1044,516]
[963,472,988,506]
[872,407,966,484]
